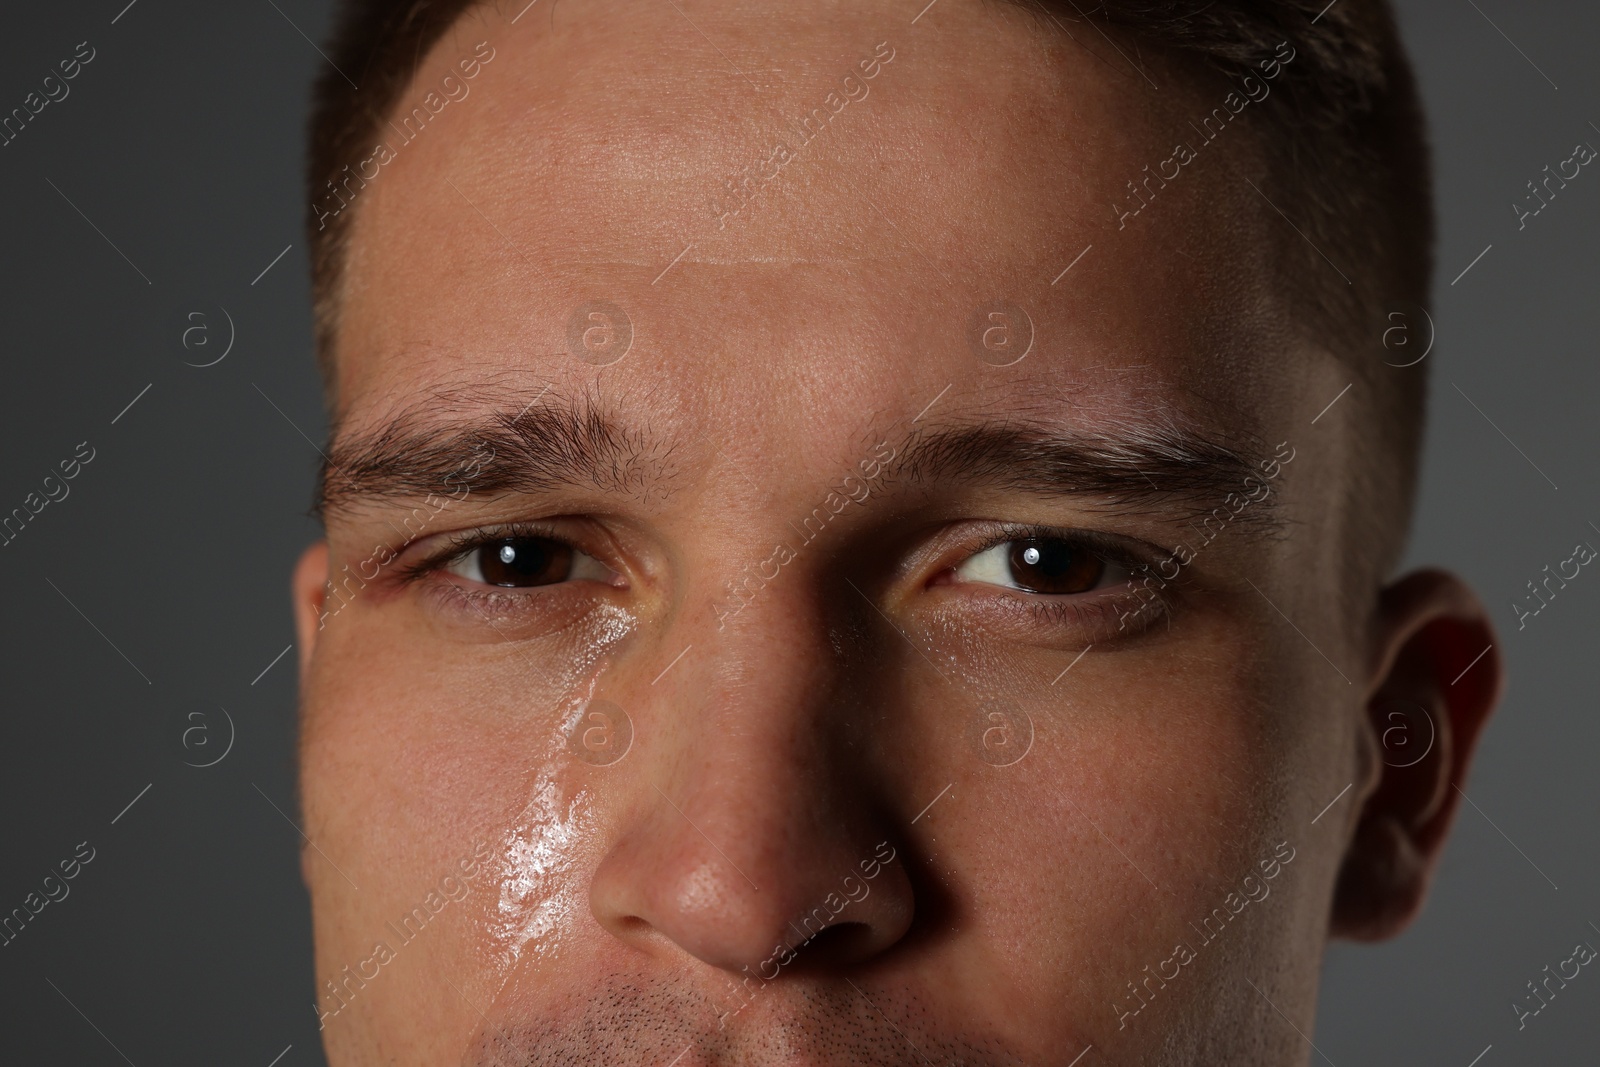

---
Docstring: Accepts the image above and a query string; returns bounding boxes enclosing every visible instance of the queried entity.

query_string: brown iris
[1005,538,1105,594]
[475,537,573,587]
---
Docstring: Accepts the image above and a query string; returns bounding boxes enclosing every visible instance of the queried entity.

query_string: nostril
[786,922,875,971]
[614,915,651,937]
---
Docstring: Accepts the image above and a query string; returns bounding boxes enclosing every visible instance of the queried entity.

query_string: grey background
[0,1,1593,1064]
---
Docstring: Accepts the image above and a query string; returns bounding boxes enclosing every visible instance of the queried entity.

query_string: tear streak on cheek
[480,603,633,976]
[493,774,594,971]
[513,601,638,709]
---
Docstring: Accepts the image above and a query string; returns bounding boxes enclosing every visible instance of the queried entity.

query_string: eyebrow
[886,420,1284,529]
[316,394,679,516]
[318,399,1282,533]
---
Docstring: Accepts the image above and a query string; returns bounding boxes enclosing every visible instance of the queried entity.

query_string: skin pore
[291,0,1503,1063]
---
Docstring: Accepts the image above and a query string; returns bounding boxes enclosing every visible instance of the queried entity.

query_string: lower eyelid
[418,573,614,640]
[926,581,1172,646]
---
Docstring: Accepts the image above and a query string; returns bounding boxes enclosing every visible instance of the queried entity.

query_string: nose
[588,590,916,978]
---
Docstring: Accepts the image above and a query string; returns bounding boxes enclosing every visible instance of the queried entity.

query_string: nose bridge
[588,556,916,974]
[708,580,836,720]
[671,577,856,875]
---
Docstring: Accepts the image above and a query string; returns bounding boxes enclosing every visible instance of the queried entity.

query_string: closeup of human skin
[288,0,1503,1064]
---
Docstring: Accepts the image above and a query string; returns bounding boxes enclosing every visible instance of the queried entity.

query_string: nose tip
[590,792,914,976]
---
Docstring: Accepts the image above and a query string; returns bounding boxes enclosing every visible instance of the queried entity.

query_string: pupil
[1007,538,1105,594]
[478,537,571,587]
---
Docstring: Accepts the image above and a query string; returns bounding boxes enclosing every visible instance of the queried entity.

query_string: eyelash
[1025,592,1165,632]
[397,521,558,582]
[955,523,1156,579]
[942,523,1177,630]
[390,519,1177,638]
[384,521,627,637]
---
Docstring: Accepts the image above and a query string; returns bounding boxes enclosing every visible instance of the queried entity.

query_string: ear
[292,541,330,687]
[291,541,329,892]
[1331,568,1504,940]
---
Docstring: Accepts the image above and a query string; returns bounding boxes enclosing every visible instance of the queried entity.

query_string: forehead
[332,0,1302,451]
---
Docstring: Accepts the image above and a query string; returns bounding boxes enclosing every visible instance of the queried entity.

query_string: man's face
[295,1,1401,1063]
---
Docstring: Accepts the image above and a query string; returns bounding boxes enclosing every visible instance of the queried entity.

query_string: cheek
[299,600,637,1037]
[303,598,636,825]
[901,607,1295,1032]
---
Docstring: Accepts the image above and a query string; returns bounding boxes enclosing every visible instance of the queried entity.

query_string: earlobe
[292,542,330,683]
[1331,568,1504,941]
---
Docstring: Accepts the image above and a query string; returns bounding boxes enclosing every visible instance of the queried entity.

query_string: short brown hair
[307,0,482,389]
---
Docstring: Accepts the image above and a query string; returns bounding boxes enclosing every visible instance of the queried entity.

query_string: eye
[444,535,615,588]
[952,536,1130,595]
